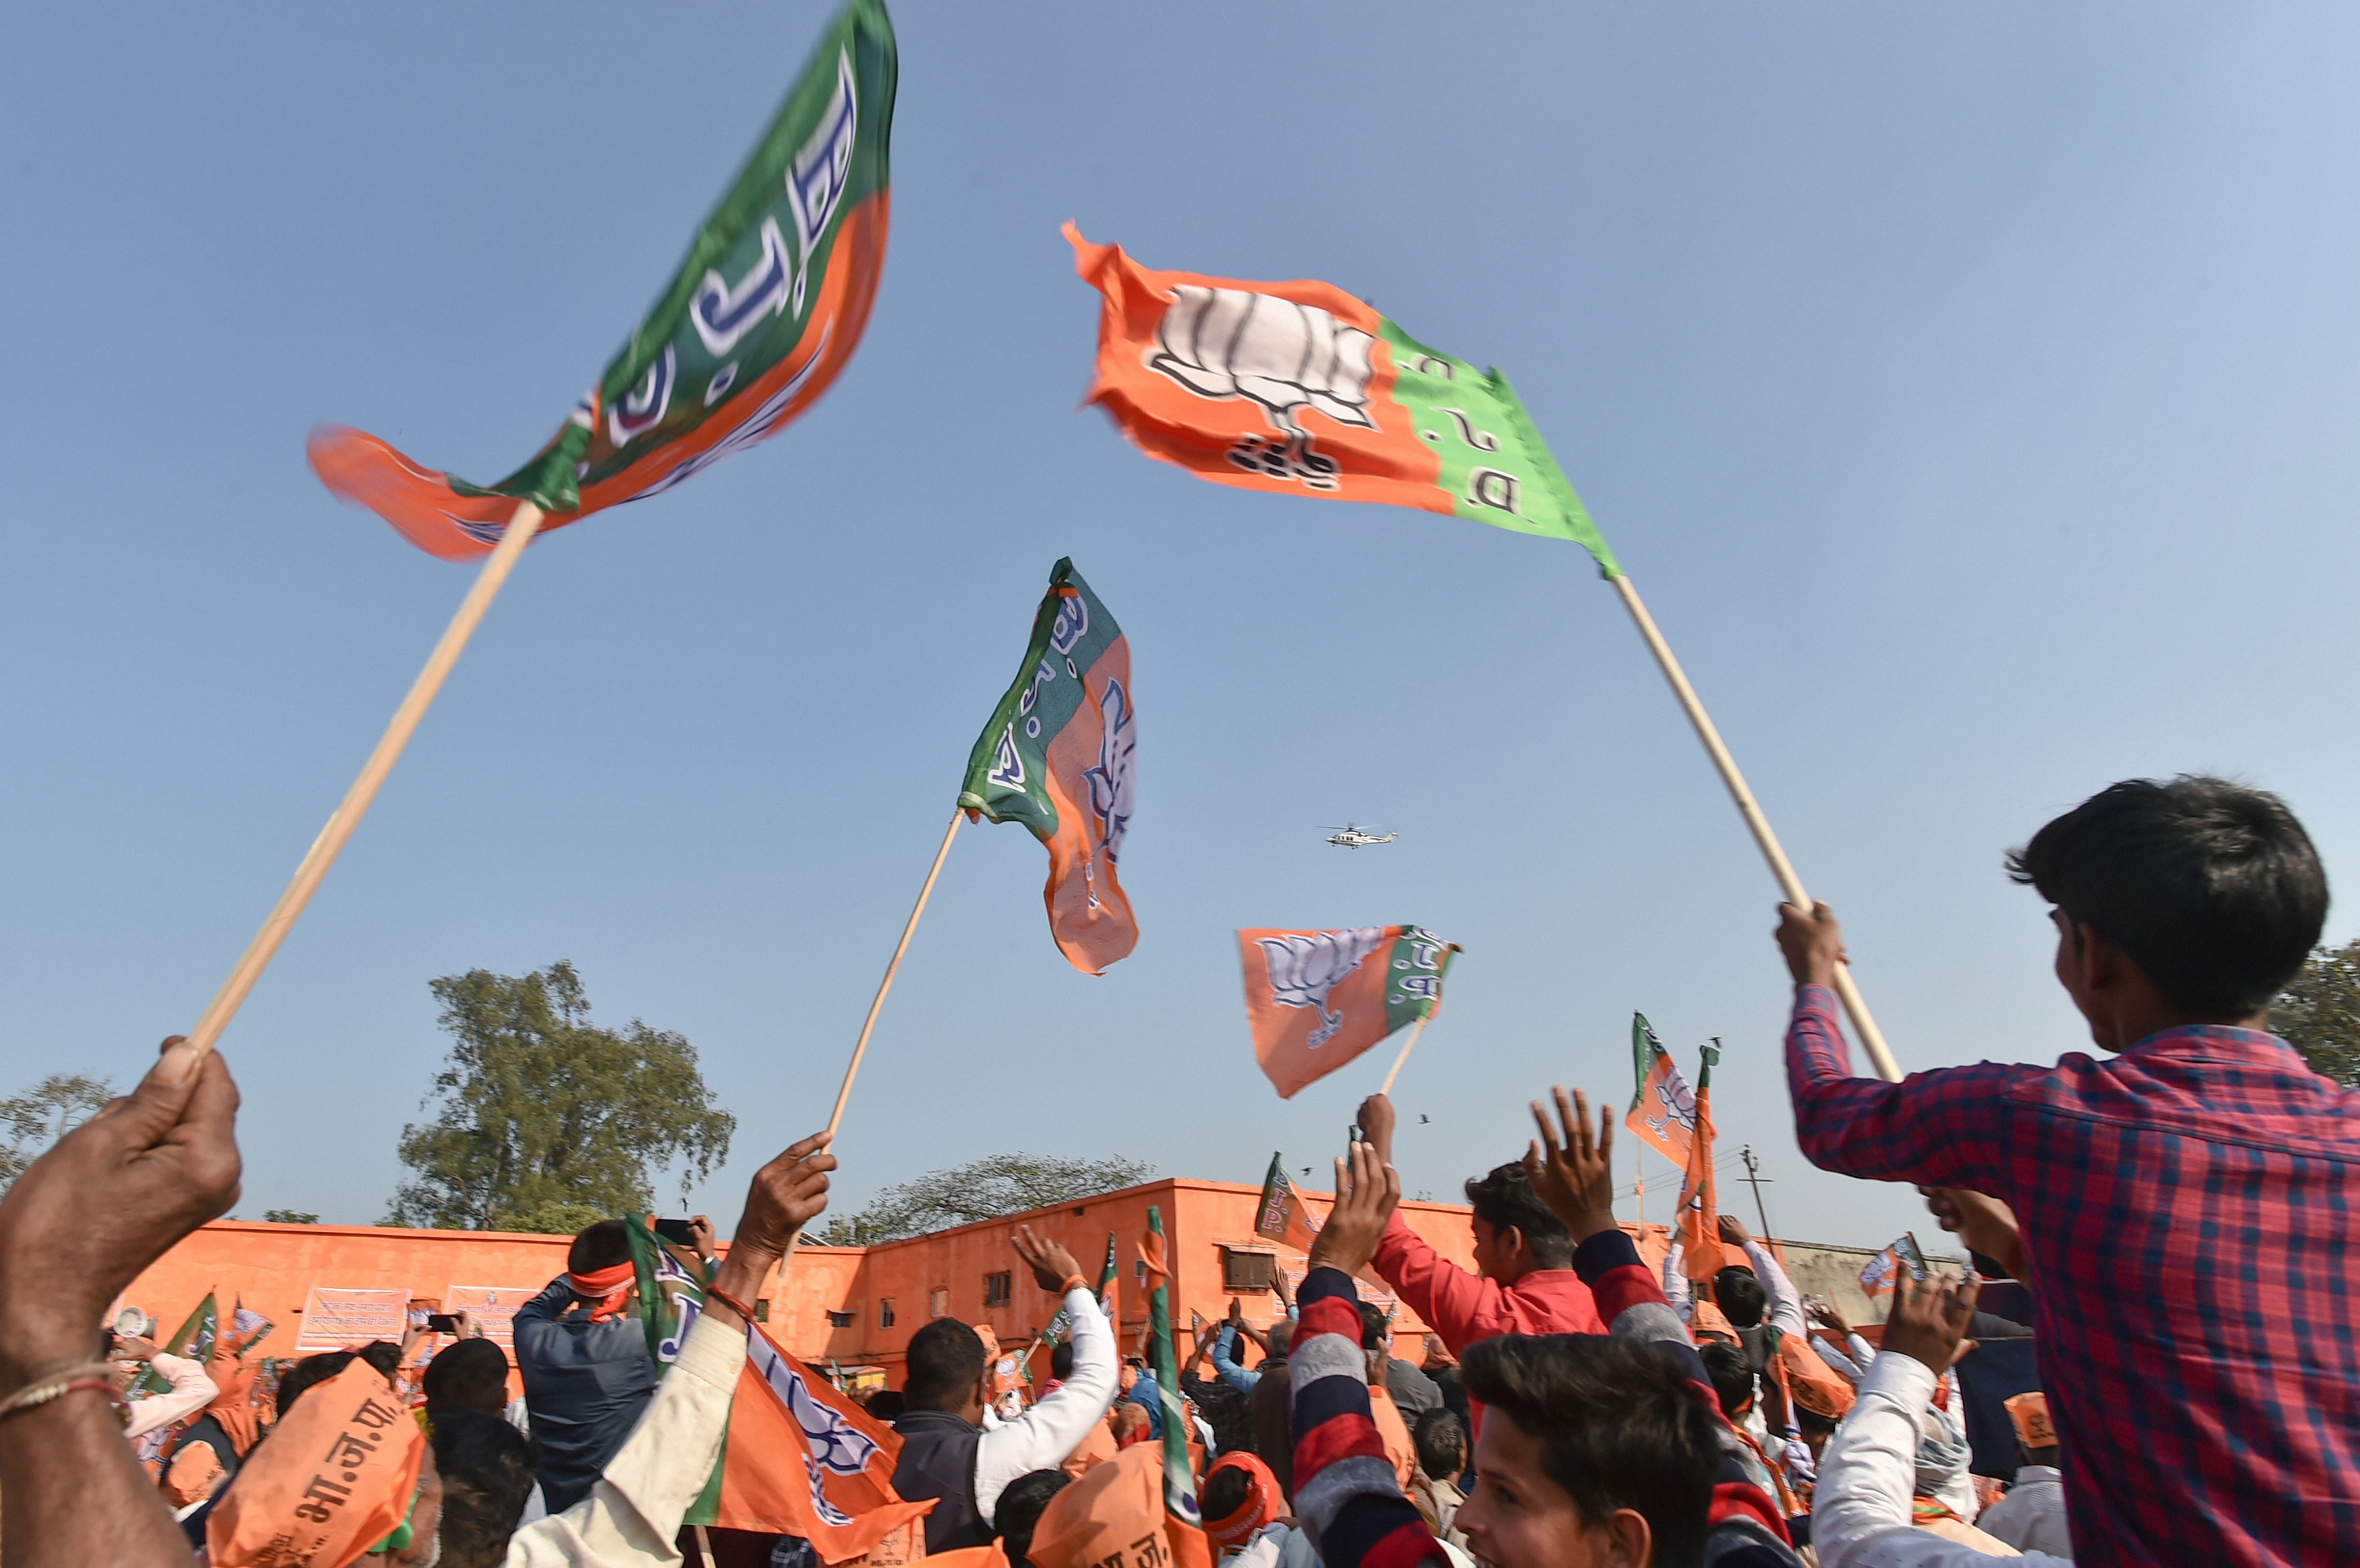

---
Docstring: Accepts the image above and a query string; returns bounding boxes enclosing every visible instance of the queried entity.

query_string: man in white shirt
[113,1334,219,1440]
[1977,1393,2070,1558]
[1813,1272,2069,1568]
[891,1225,1119,1553]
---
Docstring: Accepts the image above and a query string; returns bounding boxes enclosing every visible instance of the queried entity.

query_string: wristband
[0,1364,127,1425]
[1059,1274,1090,1296]
[705,1284,759,1325]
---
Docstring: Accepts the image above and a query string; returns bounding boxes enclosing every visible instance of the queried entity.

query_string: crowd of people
[0,772,2354,1567]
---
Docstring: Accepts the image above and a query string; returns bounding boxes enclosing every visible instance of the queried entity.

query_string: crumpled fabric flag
[1066,225,1618,575]
[1253,1153,1323,1253]
[959,558,1137,974]
[1678,1040,1729,1281]
[1238,925,1456,1097]
[1139,1208,1213,1567]
[311,0,896,558]
[1625,1013,1700,1168]
[206,1360,424,1568]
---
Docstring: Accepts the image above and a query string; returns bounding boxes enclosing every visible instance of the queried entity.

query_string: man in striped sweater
[1288,1099,1799,1568]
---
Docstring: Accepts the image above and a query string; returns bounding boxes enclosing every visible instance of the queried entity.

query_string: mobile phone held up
[653,1218,699,1249]
[426,1313,462,1335]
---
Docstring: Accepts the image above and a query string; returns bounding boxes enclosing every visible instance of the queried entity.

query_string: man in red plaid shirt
[1778,776,2360,1568]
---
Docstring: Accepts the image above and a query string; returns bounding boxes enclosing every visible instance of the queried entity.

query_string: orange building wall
[122,1183,1692,1389]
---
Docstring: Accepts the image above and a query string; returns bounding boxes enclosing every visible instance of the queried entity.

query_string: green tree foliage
[263,1209,320,1224]
[809,1153,1155,1246]
[0,1073,113,1191]
[2271,938,2360,1088]
[386,961,735,1234]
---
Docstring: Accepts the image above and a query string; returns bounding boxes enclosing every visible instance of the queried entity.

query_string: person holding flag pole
[1066,226,1900,1082]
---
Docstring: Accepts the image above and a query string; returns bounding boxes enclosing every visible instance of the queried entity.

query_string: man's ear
[1601,1507,1652,1568]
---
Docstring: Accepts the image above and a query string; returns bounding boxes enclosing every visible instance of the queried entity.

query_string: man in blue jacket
[511,1218,659,1512]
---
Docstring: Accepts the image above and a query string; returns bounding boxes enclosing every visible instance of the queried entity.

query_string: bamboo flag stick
[184,500,548,1057]
[1378,1015,1432,1097]
[1608,574,1902,1083]
[822,806,966,1143]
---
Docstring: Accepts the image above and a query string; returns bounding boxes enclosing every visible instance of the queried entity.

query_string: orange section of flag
[711,1323,934,1555]
[1679,1079,1731,1281]
[1065,226,1446,515]
[1625,1049,1696,1168]
[1035,631,1138,975]
[207,1361,424,1568]
[1238,926,1405,1098]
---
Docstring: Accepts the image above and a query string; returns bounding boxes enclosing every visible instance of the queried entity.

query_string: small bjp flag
[1238,925,1456,1097]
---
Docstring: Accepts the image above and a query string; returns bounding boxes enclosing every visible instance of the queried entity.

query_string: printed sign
[440,1285,542,1348]
[294,1287,411,1351]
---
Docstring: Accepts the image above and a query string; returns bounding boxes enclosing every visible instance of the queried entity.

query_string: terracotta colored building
[125,1177,1901,1387]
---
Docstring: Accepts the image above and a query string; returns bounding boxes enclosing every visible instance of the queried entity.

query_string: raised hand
[1356,1093,1398,1167]
[1918,1186,2027,1281]
[728,1132,835,1259]
[1718,1213,1753,1246]
[1013,1225,1084,1293]
[1523,1086,1616,1244]
[688,1214,717,1261]
[1883,1270,1981,1374]
[1306,1141,1400,1278]
[1774,900,1847,988]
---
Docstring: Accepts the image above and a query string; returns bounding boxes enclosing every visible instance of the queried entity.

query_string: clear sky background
[5,3,2357,1250]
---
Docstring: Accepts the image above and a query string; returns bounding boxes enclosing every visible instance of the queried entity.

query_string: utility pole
[1738,1144,1775,1238]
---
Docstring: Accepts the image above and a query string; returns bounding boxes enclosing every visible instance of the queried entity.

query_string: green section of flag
[625,1219,729,1525]
[1144,1208,1201,1527]
[957,558,1124,840]
[133,1292,217,1398]
[457,0,898,513]
[1379,321,1620,577]
[1697,1038,1720,1090]
[1630,1012,1664,1110]
[1379,927,1458,1034]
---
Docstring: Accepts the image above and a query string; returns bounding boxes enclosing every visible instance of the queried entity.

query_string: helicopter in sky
[1323,822,1397,848]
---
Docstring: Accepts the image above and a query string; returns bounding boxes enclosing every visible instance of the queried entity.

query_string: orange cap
[2005,1391,2055,1449]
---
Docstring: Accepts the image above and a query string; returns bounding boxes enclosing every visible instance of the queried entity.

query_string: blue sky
[5,3,2356,1249]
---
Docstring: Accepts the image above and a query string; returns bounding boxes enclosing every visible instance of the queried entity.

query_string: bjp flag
[1239,925,1456,1098]
[714,1323,934,1555]
[1625,1013,1700,1168]
[1678,1041,1730,1281]
[1065,226,1619,573]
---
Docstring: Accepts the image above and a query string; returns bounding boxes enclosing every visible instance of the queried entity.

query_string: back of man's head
[1711,1267,1767,1330]
[1464,1162,1574,1270]
[568,1218,634,1275]
[1462,1334,1718,1568]
[905,1317,987,1410]
[424,1337,512,1418]
[1050,1341,1075,1382]
[1695,1340,1756,1421]
[1200,1461,1252,1523]
[863,1388,906,1422]
[356,1340,403,1379]
[1265,1321,1293,1361]
[1355,1302,1390,1352]
[277,1351,355,1418]
[431,1410,536,1568]
[994,1467,1073,1565]
[1413,1407,1467,1481]
[2007,775,2327,1017]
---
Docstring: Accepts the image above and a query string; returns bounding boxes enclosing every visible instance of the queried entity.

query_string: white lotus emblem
[1644,1071,1698,1142]
[1259,927,1387,1049]
[1083,676,1135,882]
[1151,286,1376,437]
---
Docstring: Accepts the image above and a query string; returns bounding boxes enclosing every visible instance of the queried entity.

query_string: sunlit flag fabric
[310,0,896,558]
[1677,1041,1729,1281]
[1858,1233,1930,1300]
[1253,1153,1323,1253]
[1066,225,1618,572]
[1238,925,1456,1098]
[1625,1013,1699,1168]
[958,559,1138,974]
[1140,1209,1215,1568]
[622,1220,927,1548]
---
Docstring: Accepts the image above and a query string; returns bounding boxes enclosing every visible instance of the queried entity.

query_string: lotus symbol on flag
[1151,286,1376,441]
[1083,676,1135,878]
[1645,1073,1698,1143]
[1259,926,1386,1049]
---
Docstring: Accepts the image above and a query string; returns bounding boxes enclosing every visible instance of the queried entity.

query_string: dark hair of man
[1696,1340,1755,1421]
[424,1337,513,1417]
[904,1318,987,1410]
[1463,1162,1574,1269]
[1413,1407,1467,1480]
[1795,1405,1839,1440]
[276,1351,355,1418]
[863,1388,906,1421]
[1712,1267,1767,1330]
[2006,776,2328,1017]
[1200,1463,1252,1523]
[568,1218,634,1275]
[1356,1302,1390,1352]
[431,1411,536,1568]
[1461,1334,1718,1568]
[995,1467,1072,1564]
[356,1341,404,1379]
[1049,1341,1075,1382]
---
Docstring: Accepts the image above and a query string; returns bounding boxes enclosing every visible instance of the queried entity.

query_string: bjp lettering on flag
[1238,925,1456,1098]
[1253,1154,1324,1254]
[716,1325,933,1555]
[311,0,896,559]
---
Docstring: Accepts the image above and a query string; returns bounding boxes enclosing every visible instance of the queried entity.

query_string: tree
[386,961,736,1234]
[264,1209,320,1224]
[2272,938,2360,1088]
[809,1153,1155,1246]
[0,1073,113,1191]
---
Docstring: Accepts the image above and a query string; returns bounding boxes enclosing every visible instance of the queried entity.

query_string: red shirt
[1370,1212,1605,1354]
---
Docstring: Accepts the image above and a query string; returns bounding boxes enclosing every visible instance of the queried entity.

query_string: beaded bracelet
[0,1362,127,1425]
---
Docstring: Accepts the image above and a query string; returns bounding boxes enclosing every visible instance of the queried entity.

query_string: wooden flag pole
[823,807,966,1144]
[184,500,548,1057]
[1607,573,1903,1083]
[1378,1015,1431,1097]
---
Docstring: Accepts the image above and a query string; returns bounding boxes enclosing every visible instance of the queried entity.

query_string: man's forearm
[0,1383,194,1568]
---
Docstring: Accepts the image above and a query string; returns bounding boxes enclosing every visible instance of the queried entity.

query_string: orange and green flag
[1239,925,1456,1098]
[312,0,896,558]
[1253,1153,1323,1253]
[1678,1041,1729,1281]
[1066,225,1618,574]
[1625,1013,1699,1168]
[1142,1207,1216,1568]
[960,559,1137,975]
